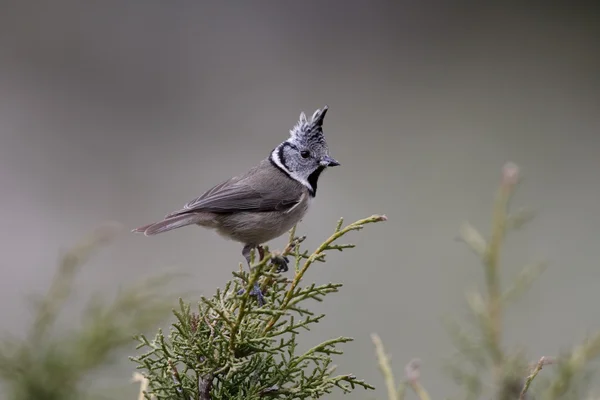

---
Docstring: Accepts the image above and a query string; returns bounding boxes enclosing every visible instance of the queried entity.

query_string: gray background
[1,1,599,398]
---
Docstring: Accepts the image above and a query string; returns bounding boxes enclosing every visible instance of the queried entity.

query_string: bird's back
[211,159,311,245]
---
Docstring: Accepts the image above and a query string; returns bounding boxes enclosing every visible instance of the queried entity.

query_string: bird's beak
[320,156,340,167]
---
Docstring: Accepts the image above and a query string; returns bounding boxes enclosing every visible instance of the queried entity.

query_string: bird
[132,105,339,274]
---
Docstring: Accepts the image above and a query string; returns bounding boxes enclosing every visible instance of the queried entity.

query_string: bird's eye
[300,150,310,158]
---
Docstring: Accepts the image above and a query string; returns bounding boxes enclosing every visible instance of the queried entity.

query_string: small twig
[189,313,200,333]
[485,162,520,381]
[133,372,155,400]
[405,359,431,400]
[520,356,555,399]
[198,373,214,400]
[229,254,272,353]
[204,315,216,340]
[168,359,186,397]
[371,333,398,400]
[458,222,488,257]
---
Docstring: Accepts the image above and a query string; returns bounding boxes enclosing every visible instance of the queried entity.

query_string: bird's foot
[256,245,288,273]
[270,254,289,273]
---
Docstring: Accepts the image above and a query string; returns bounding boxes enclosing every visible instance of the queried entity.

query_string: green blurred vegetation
[371,163,600,400]
[0,223,177,400]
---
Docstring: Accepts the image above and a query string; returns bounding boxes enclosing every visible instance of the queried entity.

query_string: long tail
[132,213,202,236]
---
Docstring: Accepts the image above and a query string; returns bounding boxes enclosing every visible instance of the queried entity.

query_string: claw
[271,255,289,273]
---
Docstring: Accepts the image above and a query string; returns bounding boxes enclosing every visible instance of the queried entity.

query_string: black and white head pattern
[269,106,339,197]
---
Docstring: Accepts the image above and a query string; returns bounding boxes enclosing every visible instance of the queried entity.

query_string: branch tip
[502,161,520,186]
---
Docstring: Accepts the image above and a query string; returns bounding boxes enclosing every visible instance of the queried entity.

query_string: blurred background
[1,1,599,398]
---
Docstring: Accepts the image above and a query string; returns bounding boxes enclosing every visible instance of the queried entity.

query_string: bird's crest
[289,106,328,144]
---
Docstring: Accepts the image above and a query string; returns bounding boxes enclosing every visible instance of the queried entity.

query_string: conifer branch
[405,359,431,400]
[520,356,555,399]
[371,333,399,400]
[0,223,176,400]
[132,214,386,399]
[484,162,519,379]
[370,163,600,400]
[229,253,272,354]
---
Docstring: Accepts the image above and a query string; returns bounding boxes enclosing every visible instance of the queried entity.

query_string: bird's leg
[257,245,265,261]
[242,244,254,270]
[238,244,265,306]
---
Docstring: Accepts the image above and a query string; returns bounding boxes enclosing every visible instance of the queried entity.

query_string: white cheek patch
[270,147,312,191]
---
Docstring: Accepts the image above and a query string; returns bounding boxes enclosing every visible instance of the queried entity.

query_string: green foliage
[131,215,387,400]
[371,163,600,400]
[0,223,177,400]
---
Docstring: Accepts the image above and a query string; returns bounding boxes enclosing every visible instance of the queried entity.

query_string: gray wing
[166,162,303,217]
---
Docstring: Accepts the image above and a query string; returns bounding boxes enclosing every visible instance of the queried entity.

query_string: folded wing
[166,177,298,218]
